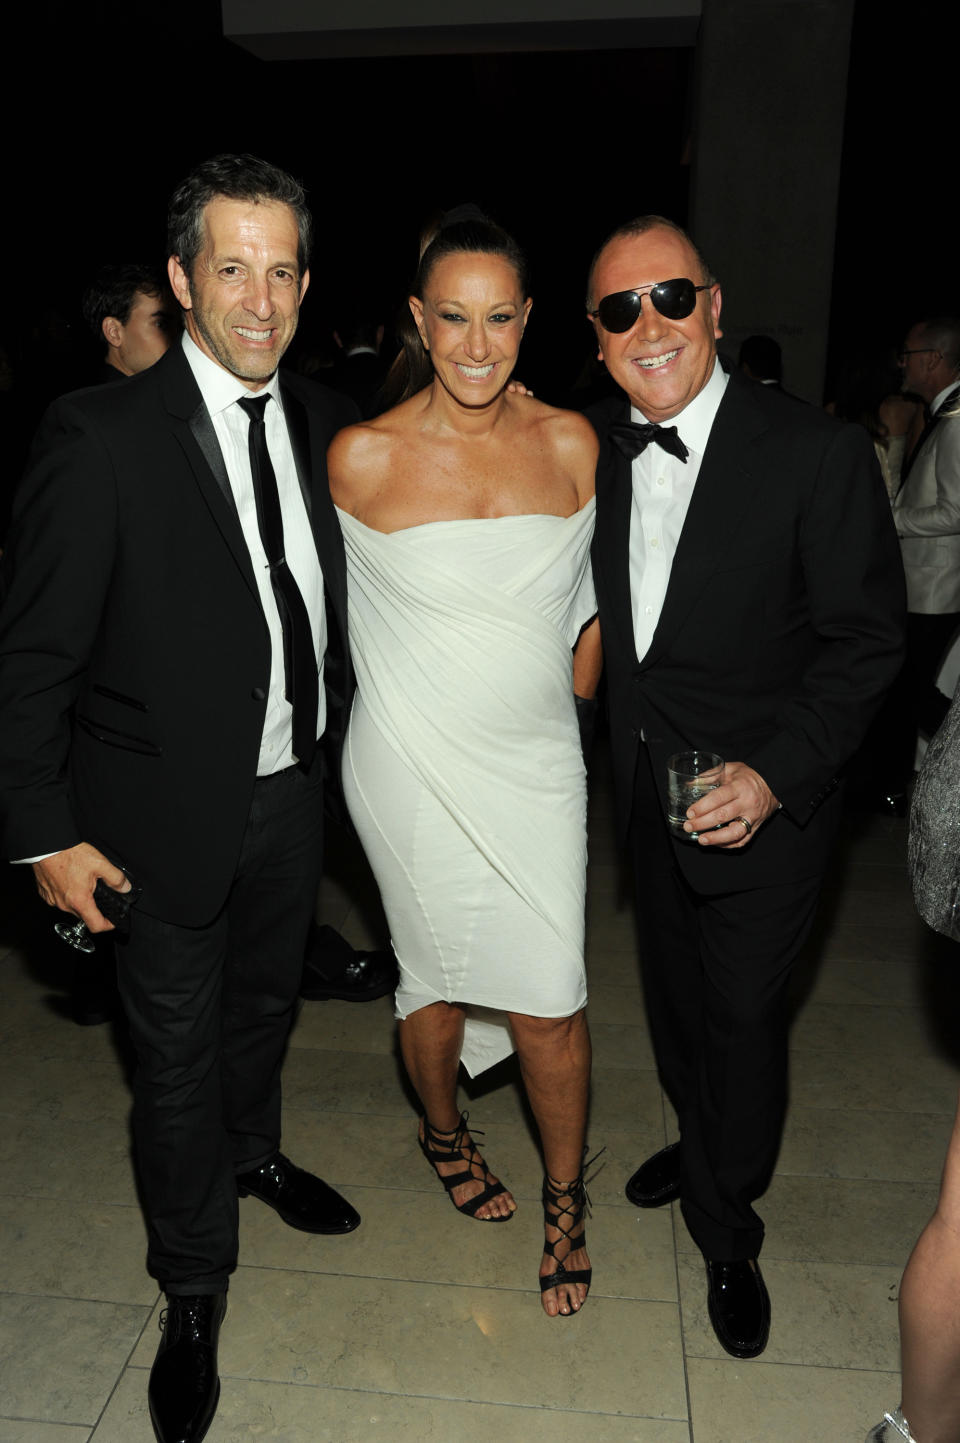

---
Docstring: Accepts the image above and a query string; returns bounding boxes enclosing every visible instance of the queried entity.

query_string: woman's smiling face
[410,251,531,406]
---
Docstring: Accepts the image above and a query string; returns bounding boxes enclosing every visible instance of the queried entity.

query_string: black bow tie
[609,419,689,464]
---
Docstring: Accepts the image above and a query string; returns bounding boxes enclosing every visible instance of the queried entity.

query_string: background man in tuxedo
[891,317,960,783]
[0,154,359,1443]
[80,261,176,382]
[587,216,904,1359]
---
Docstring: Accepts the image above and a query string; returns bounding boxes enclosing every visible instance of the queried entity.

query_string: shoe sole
[624,1180,681,1208]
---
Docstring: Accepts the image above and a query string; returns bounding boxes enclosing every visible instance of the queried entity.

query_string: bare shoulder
[327,416,397,510]
[527,403,598,502]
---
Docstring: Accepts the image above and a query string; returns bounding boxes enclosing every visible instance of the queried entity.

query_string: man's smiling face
[589,226,722,422]
[168,196,308,391]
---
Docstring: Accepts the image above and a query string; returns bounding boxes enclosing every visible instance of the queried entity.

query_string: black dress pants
[630,747,821,1260]
[116,757,324,1295]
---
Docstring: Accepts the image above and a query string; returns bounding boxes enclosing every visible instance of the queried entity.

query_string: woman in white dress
[329,215,601,1317]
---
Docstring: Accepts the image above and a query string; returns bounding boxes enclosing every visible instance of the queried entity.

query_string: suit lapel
[640,370,769,671]
[280,378,314,524]
[900,384,960,487]
[593,399,639,665]
[159,347,259,601]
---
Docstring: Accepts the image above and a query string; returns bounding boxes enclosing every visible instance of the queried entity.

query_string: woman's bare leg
[509,1007,592,1316]
[398,1001,515,1219]
[899,1088,960,1442]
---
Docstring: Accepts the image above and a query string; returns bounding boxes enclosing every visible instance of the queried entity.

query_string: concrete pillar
[689,0,854,401]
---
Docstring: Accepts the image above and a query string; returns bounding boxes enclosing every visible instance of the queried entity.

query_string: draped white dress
[339,499,596,1076]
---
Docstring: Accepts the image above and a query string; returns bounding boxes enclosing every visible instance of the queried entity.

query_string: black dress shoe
[236,1152,361,1234]
[148,1292,225,1443]
[624,1142,681,1208]
[705,1258,770,1358]
[299,924,398,1002]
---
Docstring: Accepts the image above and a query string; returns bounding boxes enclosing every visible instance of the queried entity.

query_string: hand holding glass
[666,751,725,839]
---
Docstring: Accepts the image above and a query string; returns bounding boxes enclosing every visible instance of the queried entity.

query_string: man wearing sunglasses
[587,216,904,1359]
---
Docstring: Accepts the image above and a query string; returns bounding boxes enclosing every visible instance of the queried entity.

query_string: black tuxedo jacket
[589,365,906,892]
[0,343,357,925]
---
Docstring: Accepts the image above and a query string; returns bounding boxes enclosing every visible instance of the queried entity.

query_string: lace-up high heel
[418,1112,514,1220]
[540,1170,593,1316]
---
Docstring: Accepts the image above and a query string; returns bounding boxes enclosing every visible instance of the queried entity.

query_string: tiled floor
[3,745,958,1442]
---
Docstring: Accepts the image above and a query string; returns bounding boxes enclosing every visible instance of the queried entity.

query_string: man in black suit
[0,154,359,1443]
[587,217,904,1358]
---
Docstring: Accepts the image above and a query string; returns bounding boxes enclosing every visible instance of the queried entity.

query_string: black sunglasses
[590,278,711,333]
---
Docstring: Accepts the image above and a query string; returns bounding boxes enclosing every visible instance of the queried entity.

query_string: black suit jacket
[589,365,906,892]
[0,343,357,925]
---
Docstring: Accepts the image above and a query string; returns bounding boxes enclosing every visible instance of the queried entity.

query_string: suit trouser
[630,747,821,1260]
[116,756,325,1295]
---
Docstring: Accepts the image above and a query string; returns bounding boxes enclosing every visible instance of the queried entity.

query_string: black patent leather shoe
[705,1258,770,1358]
[236,1152,361,1234]
[299,924,398,1002]
[624,1142,681,1208]
[148,1292,225,1443]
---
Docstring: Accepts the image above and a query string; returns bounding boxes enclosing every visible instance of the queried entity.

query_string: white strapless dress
[338,499,596,1076]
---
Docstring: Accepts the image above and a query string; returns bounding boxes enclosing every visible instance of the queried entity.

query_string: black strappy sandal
[418,1112,514,1221]
[540,1170,593,1315]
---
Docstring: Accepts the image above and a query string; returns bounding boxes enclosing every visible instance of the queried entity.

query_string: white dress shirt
[629,359,728,660]
[182,334,326,774]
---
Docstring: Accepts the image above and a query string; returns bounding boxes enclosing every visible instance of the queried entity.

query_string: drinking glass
[666,751,725,839]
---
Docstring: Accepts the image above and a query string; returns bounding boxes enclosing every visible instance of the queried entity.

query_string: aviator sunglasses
[590,278,711,333]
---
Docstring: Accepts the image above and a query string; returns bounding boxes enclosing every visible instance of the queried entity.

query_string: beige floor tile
[811,918,932,967]
[281,1047,411,1116]
[789,1001,936,1056]
[777,1103,952,1181]
[0,1197,154,1306]
[238,1184,678,1302]
[276,1108,668,1212]
[792,950,925,1008]
[0,1049,131,1127]
[678,1174,935,1267]
[0,1423,92,1442]
[590,1022,657,1071]
[289,993,397,1054]
[585,949,644,989]
[129,1269,687,1418]
[677,1254,900,1371]
[585,983,649,1027]
[686,1357,900,1443]
[790,1044,960,1115]
[0,1118,138,1206]
[585,897,639,951]
[0,1294,150,1424]
[91,1367,690,1443]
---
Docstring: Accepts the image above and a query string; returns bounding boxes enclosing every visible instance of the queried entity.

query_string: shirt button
[645,606,653,615]
[650,538,659,548]
[657,476,666,486]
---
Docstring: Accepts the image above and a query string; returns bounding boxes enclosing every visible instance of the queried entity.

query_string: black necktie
[609,419,689,464]
[237,394,318,771]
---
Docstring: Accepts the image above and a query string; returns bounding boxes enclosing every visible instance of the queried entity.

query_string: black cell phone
[93,873,142,928]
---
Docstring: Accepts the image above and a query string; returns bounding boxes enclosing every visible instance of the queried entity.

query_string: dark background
[5,0,954,405]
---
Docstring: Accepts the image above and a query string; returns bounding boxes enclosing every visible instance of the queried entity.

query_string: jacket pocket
[92,683,149,712]
[75,714,163,756]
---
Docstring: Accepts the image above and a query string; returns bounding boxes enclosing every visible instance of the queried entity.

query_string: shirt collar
[931,378,960,417]
[630,357,727,458]
[181,331,284,418]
